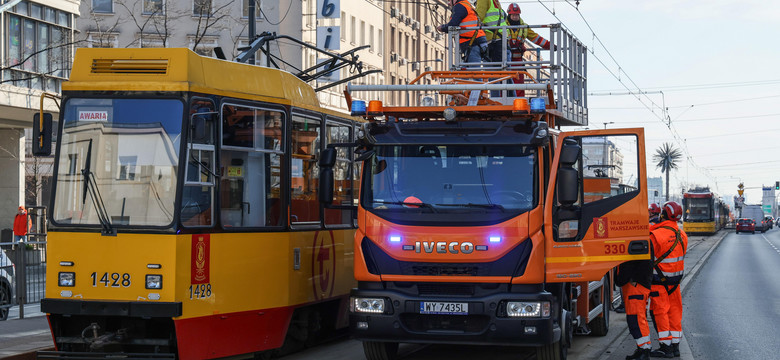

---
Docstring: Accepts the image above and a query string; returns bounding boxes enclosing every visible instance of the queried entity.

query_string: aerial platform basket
[347,23,587,127]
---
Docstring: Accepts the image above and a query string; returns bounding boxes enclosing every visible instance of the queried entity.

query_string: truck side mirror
[557,139,581,207]
[318,148,337,204]
[33,113,53,156]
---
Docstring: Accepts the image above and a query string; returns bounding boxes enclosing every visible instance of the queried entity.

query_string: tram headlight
[146,274,163,289]
[351,297,385,313]
[58,272,75,287]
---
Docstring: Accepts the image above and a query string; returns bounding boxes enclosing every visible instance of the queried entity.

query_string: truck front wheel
[362,341,399,360]
[537,308,570,360]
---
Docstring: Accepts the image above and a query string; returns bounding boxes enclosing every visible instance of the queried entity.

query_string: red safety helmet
[648,203,661,215]
[507,3,521,15]
[661,201,682,221]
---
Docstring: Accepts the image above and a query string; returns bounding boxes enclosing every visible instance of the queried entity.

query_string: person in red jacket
[648,201,688,358]
[13,206,31,243]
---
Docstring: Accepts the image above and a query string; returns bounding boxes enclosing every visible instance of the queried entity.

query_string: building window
[378,29,383,54]
[193,0,211,16]
[87,32,119,48]
[350,16,356,44]
[340,12,346,41]
[360,21,365,46]
[92,0,113,13]
[143,0,164,15]
[189,36,219,56]
[369,25,374,51]
[242,0,262,18]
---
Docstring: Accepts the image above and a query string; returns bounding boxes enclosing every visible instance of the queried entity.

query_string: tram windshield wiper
[372,200,438,213]
[81,139,116,236]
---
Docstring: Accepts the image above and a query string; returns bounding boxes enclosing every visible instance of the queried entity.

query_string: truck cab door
[544,128,650,282]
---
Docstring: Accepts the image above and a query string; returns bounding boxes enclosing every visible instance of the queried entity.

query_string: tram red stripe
[174,306,294,360]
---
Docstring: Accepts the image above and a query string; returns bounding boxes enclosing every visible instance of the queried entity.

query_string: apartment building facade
[1,0,79,231]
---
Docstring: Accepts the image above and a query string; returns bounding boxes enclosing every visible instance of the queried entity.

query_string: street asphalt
[0,229,727,360]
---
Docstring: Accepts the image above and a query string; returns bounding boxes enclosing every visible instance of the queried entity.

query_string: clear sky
[496,0,780,207]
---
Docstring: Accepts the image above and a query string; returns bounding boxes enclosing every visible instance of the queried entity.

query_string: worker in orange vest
[648,201,688,358]
[437,0,488,64]
[13,206,31,243]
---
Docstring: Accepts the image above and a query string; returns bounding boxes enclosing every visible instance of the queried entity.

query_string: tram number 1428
[188,284,212,299]
[90,272,131,287]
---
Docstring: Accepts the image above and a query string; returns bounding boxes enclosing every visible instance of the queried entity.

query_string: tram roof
[64,48,321,110]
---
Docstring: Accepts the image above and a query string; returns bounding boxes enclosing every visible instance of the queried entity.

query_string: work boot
[671,343,680,357]
[650,344,674,358]
[626,348,650,360]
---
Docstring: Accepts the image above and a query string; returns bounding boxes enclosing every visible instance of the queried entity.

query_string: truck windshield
[363,145,536,224]
[52,98,183,227]
[685,198,712,221]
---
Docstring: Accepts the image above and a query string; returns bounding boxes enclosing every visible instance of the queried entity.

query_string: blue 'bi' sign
[317,0,340,19]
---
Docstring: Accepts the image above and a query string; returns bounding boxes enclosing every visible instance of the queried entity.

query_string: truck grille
[400,313,489,333]
[417,283,475,296]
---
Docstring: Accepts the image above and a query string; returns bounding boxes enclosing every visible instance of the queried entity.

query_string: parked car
[736,218,756,234]
[0,249,15,321]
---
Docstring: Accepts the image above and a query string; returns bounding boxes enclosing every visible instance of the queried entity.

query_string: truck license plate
[419,302,468,315]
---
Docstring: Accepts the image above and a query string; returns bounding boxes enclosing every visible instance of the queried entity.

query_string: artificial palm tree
[653,143,683,201]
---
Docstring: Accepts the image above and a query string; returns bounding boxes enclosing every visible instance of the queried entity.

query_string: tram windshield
[685,197,712,221]
[363,144,537,225]
[52,98,183,227]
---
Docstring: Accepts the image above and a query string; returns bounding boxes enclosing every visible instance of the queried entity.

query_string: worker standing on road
[649,203,661,225]
[615,203,662,315]
[648,201,688,358]
[616,208,655,359]
[437,0,488,64]
[505,3,552,96]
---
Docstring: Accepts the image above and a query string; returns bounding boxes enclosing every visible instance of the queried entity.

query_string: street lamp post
[405,59,443,105]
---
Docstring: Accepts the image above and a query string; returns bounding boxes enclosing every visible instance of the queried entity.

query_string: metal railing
[446,23,588,126]
[0,206,47,320]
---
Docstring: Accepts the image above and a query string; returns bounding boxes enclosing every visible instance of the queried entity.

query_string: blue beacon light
[351,100,367,116]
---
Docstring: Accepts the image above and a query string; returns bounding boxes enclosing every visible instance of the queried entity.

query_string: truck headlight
[506,301,550,317]
[145,275,162,289]
[58,272,75,287]
[351,297,385,313]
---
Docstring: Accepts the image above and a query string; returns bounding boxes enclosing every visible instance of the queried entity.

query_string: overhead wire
[547,0,721,192]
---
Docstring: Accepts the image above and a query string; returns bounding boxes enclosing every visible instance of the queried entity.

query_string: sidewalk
[0,304,52,358]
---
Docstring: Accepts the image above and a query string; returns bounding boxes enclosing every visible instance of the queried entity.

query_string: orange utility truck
[319,24,651,360]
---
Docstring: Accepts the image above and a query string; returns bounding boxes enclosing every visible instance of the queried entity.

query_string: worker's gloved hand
[437,25,446,33]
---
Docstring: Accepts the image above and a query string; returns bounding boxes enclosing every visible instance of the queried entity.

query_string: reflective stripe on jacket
[649,220,688,285]
[477,0,508,41]
[507,17,551,51]
[457,0,486,44]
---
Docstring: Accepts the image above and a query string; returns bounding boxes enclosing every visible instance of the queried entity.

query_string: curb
[680,230,728,297]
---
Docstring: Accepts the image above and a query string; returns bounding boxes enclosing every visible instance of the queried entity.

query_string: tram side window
[182,100,216,227]
[220,104,284,228]
[291,114,322,225]
[324,120,354,226]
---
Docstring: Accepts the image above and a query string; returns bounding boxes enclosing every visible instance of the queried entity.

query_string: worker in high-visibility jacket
[437,0,488,64]
[648,201,688,358]
[476,0,511,65]
[505,3,552,96]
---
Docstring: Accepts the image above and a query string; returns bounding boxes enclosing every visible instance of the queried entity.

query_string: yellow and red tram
[39,48,362,358]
